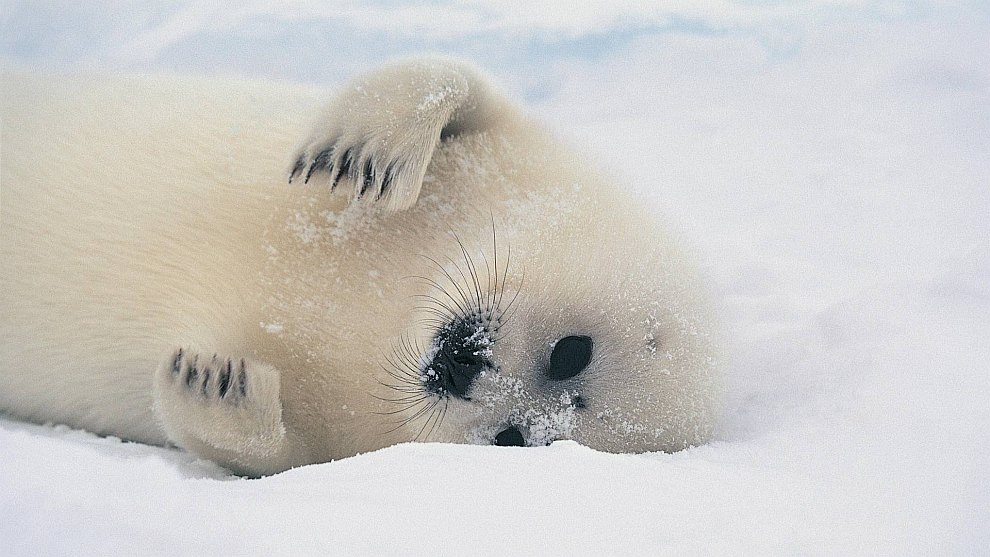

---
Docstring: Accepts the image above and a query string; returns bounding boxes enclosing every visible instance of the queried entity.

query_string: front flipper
[289,57,511,212]
[153,349,307,476]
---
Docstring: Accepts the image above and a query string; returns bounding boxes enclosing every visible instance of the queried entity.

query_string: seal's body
[1,60,719,476]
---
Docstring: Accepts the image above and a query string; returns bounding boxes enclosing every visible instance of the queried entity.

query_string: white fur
[0,60,719,476]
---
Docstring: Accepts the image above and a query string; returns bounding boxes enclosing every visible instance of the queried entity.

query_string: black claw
[237,360,248,398]
[201,368,211,397]
[327,161,339,191]
[378,162,398,200]
[288,156,306,183]
[171,349,183,376]
[185,364,198,389]
[359,158,374,197]
[218,360,232,398]
[339,148,354,178]
[303,162,317,185]
[304,147,333,184]
[314,147,333,169]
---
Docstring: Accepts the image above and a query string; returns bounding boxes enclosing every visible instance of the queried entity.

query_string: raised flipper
[288,57,512,212]
[153,348,308,476]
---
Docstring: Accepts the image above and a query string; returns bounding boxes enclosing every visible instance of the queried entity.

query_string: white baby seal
[0,59,719,476]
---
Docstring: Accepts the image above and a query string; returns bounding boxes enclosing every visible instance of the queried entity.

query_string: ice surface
[1,2,988,555]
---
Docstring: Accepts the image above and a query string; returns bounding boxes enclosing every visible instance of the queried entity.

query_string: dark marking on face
[423,318,492,399]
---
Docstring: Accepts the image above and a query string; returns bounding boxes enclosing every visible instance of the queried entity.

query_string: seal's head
[384,198,720,454]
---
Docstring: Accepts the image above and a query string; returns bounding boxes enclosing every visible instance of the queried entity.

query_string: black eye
[547,335,593,380]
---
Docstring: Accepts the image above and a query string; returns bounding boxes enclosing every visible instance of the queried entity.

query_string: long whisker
[412,268,473,317]
[495,241,512,318]
[380,222,521,441]
[453,234,485,315]
[426,398,448,440]
[440,251,477,319]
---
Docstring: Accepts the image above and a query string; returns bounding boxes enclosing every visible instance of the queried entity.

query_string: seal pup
[0,59,719,476]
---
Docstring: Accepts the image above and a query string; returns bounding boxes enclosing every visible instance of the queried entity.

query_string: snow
[2,2,988,555]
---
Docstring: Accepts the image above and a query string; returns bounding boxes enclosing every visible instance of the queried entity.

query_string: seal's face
[383,215,719,455]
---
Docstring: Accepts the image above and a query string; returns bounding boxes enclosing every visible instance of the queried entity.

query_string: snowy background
[2,1,989,554]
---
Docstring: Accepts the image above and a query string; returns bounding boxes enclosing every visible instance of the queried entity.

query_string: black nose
[422,319,491,399]
[494,426,525,447]
[432,348,485,399]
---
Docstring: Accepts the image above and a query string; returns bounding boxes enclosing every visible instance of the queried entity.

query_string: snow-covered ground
[2,2,988,555]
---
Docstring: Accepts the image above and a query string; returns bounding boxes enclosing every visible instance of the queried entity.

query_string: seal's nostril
[493,426,525,447]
